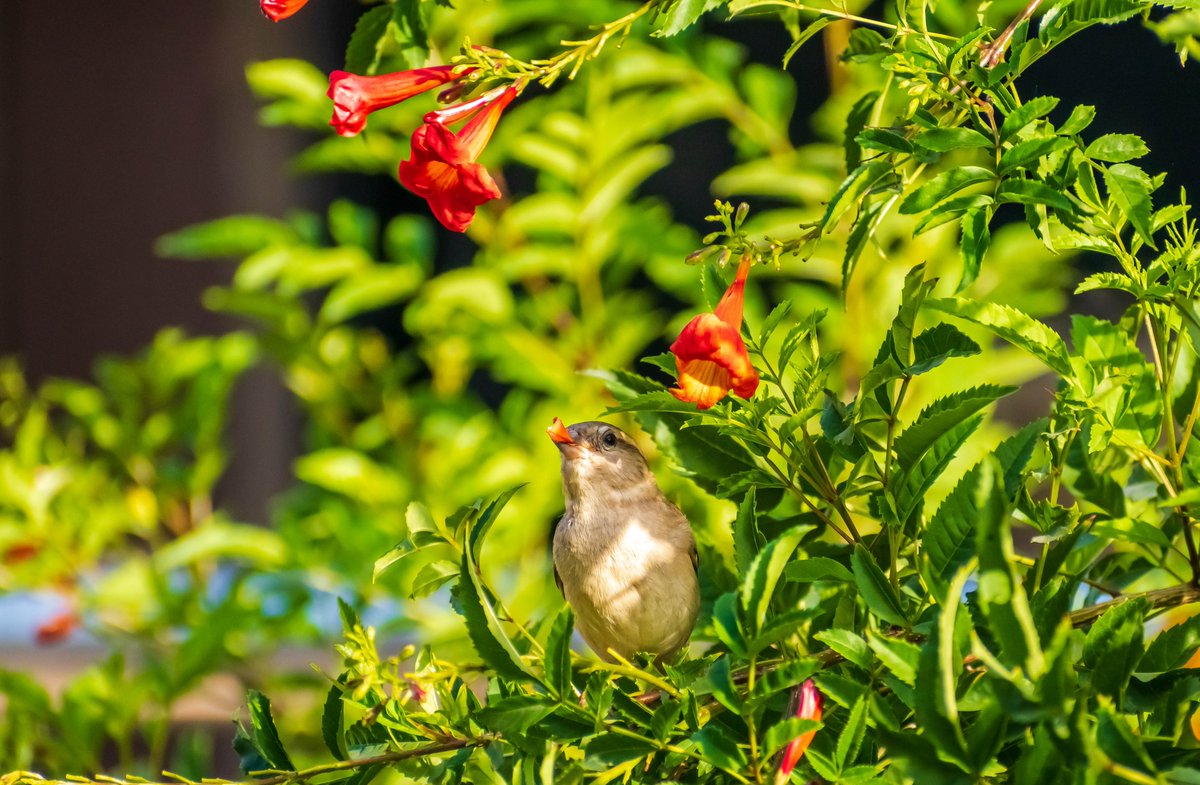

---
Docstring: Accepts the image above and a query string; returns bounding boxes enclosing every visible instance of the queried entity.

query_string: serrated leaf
[763,717,822,758]
[708,655,742,713]
[867,632,920,683]
[909,324,982,375]
[1083,597,1148,699]
[1103,163,1157,247]
[545,606,574,699]
[321,679,347,761]
[246,690,295,772]
[1141,615,1200,672]
[733,486,763,575]
[822,161,894,231]
[1086,133,1149,162]
[843,91,881,171]
[927,296,1072,375]
[814,628,872,669]
[894,385,1014,468]
[741,526,811,632]
[468,485,524,562]
[959,207,992,291]
[852,545,907,626]
[783,17,834,67]
[456,548,539,684]
[785,556,854,583]
[914,127,993,151]
[1001,95,1059,141]
[895,414,982,529]
[654,0,715,36]
[476,695,557,735]
[857,127,914,155]
[975,462,1044,675]
[691,724,747,772]
[996,179,1074,211]
[899,166,994,214]
[999,136,1072,174]
[1059,104,1096,135]
[583,733,656,769]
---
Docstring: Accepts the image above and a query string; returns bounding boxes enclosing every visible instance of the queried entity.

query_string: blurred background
[2,0,1200,777]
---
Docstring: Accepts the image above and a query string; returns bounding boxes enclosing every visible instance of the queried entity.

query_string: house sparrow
[546,418,699,662]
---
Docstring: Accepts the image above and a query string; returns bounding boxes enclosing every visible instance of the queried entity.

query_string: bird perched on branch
[546,418,699,662]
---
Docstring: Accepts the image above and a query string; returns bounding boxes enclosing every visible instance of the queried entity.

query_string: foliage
[4,0,1200,783]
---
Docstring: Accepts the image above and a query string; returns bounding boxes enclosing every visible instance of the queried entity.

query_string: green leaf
[468,485,525,562]
[1083,597,1147,699]
[822,161,894,230]
[1086,133,1149,162]
[345,2,429,73]
[741,526,811,632]
[153,522,286,571]
[958,208,991,290]
[1096,696,1158,776]
[1103,163,1157,247]
[763,717,822,758]
[320,265,424,323]
[975,462,1044,675]
[245,690,295,772]
[295,449,407,505]
[843,91,881,170]
[156,215,296,259]
[1141,615,1200,672]
[895,414,982,529]
[733,486,764,575]
[708,655,742,713]
[1000,95,1059,141]
[545,606,575,699]
[476,695,558,735]
[927,296,1072,375]
[899,166,994,214]
[910,324,981,376]
[894,385,1015,468]
[654,0,717,36]
[836,695,869,769]
[455,547,539,684]
[814,628,872,669]
[321,679,347,761]
[785,557,854,583]
[996,179,1074,211]
[999,136,1072,174]
[867,632,919,684]
[1059,104,1097,135]
[691,724,747,772]
[712,591,748,657]
[852,544,907,626]
[914,127,993,152]
[584,733,657,769]
[914,568,971,770]
[857,127,914,155]
[783,18,834,67]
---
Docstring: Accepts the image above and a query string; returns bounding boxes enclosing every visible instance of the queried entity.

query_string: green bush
[5,0,1200,783]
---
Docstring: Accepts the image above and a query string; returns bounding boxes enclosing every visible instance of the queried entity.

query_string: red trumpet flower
[669,256,759,409]
[327,66,467,137]
[398,86,518,232]
[776,679,823,784]
[260,0,309,22]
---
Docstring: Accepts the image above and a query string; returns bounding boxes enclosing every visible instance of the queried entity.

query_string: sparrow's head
[547,419,652,501]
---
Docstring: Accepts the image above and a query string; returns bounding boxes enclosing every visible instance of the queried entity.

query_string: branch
[5,739,490,785]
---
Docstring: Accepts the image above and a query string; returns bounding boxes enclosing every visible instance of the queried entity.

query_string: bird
[546,418,699,663]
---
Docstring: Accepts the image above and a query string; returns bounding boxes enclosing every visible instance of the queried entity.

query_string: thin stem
[731,0,956,39]
[979,0,1046,68]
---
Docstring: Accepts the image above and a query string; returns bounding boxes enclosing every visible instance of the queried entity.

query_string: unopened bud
[734,202,749,228]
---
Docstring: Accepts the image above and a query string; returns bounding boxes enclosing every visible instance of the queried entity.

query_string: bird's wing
[553,563,564,595]
[689,540,698,574]
[660,499,699,574]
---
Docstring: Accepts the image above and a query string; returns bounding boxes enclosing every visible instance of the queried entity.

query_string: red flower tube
[669,256,759,409]
[328,66,468,137]
[776,679,823,784]
[398,85,518,232]
[260,0,309,22]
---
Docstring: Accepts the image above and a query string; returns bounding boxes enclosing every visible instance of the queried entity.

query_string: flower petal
[669,312,759,407]
[261,0,310,22]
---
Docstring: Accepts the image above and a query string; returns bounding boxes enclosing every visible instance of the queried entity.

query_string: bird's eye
[601,431,618,449]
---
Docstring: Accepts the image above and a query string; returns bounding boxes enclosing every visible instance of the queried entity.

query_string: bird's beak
[547,417,574,445]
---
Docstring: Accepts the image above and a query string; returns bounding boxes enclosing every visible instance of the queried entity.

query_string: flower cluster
[325,65,516,232]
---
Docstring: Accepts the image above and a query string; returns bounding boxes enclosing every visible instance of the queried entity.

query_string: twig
[979,0,1046,68]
